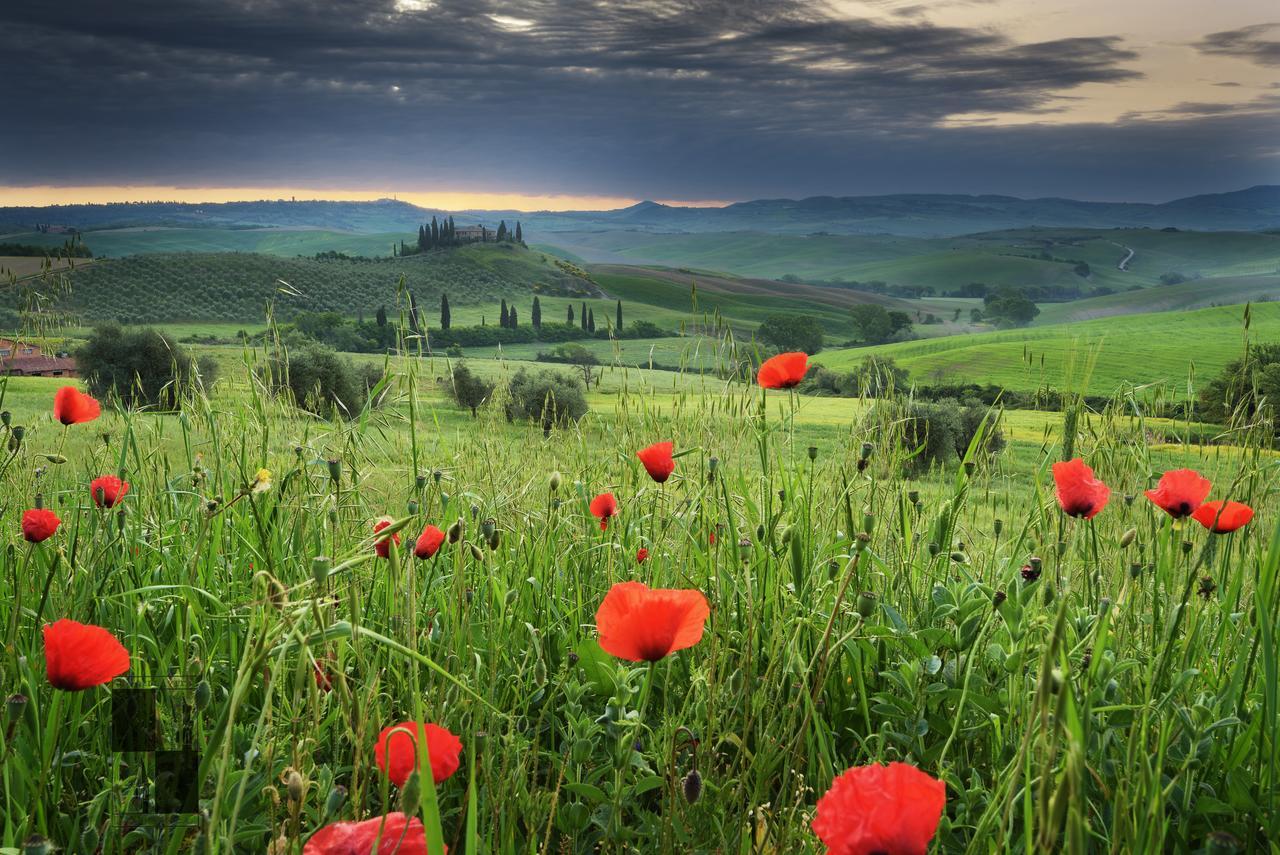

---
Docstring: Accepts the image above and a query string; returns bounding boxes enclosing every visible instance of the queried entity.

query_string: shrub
[76,323,197,409]
[448,361,496,417]
[504,368,589,428]
[873,398,1004,475]
[270,342,386,419]
[756,314,825,354]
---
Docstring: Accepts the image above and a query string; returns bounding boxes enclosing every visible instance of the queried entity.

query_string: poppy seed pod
[481,517,496,538]
[311,556,331,587]
[7,693,27,723]
[963,460,975,476]
[927,541,940,557]
[407,500,418,515]
[323,784,347,820]
[0,410,9,426]
[415,474,427,490]
[855,591,877,618]
[807,446,818,461]
[447,519,463,543]
[1119,527,1137,548]
[993,590,1007,608]
[327,458,341,483]
[854,531,871,551]
[862,511,875,535]
[738,537,752,562]
[860,442,873,460]
[432,468,443,483]
[993,518,1003,536]
[1123,493,1135,506]
[1129,561,1143,579]
[1182,540,1194,555]
[907,490,920,505]
[8,425,24,450]
[683,769,703,804]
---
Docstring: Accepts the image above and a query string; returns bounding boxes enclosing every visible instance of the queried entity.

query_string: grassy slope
[815,301,1273,397]
[1037,273,1280,324]
[0,228,409,258]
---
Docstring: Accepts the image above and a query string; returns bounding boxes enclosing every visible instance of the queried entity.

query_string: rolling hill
[34,244,600,323]
[814,301,1276,398]
[4,185,1278,239]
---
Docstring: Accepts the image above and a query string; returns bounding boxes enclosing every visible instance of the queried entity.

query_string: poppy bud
[950,551,967,564]
[567,651,580,667]
[1055,540,1066,557]
[0,410,9,426]
[1182,540,1194,555]
[407,500,418,515]
[7,693,27,723]
[285,768,304,804]
[755,523,765,540]
[683,769,703,804]
[311,556,331,587]
[488,529,501,551]
[323,784,347,820]
[481,517,496,538]
[21,835,54,855]
[398,767,422,815]
[778,524,793,544]
[993,590,1007,608]
[549,470,563,491]
[8,425,24,450]
[42,454,66,465]
[327,458,341,483]
[447,519,463,543]
[469,542,484,562]
[855,591,877,618]
[116,508,126,533]
[1129,561,1143,578]
[993,518,1003,536]
[1119,528,1137,548]
[778,488,786,502]
[440,491,450,505]
[860,442,873,460]
[194,680,211,711]
[927,541,940,556]
[807,446,818,461]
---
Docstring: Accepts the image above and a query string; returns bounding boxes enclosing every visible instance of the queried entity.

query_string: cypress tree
[497,220,507,241]
[440,293,451,330]
[567,304,574,325]
[616,300,623,332]
[500,299,509,328]
[418,225,426,252]
[376,305,387,327]
[532,296,542,329]
[587,309,595,333]
[431,216,439,245]
[509,306,518,327]
[580,302,588,330]
[515,222,523,243]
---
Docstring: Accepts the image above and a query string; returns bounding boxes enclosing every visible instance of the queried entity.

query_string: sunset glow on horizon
[0,185,733,212]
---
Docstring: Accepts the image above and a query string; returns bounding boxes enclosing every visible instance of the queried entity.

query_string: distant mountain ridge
[3,186,1277,238]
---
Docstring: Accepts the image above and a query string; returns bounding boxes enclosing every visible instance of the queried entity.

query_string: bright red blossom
[589,492,618,531]
[53,386,101,425]
[1192,500,1254,533]
[812,762,946,855]
[636,441,675,483]
[636,547,649,563]
[1052,458,1110,520]
[374,721,463,788]
[372,518,401,559]
[43,619,131,691]
[1145,469,1211,519]
[90,475,130,508]
[414,524,446,559]
[757,351,809,389]
[22,508,61,543]
[303,812,443,855]
[595,581,710,662]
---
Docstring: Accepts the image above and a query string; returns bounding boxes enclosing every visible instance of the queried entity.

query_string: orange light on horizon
[0,185,733,212]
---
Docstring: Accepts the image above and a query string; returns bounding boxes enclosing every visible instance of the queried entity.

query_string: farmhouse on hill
[0,339,77,377]
[454,225,492,242]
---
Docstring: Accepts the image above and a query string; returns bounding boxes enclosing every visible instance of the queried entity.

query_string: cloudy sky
[0,0,1276,208]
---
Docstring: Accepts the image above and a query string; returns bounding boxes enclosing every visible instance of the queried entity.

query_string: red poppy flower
[636,441,675,483]
[43,619,131,690]
[374,721,463,788]
[53,386,101,426]
[373,518,401,559]
[1051,458,1110,520]
[22,508,61,543]
[314,652,335,692]
[812,762,945,855]
[303,812,443,855]
[89,475,130,508]
[636,547,649,563]
[590,492,618,531]
[1145,469,1211,519]
[595,581,710,662]
[414,524,446,559]
[757,352,810,389]
[1192,500,1254,533]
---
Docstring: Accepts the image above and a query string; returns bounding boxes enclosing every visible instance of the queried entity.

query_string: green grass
[815,300,1279,398]
[1,228,413,258]
[1,332,1278,852]
[1037,273,1280,324]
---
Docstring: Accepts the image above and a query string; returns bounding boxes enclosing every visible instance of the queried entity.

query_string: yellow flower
[251,468,273,494]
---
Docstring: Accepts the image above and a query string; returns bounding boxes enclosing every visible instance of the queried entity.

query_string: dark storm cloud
[0,0,1273,199]
[1195,23,1280,67]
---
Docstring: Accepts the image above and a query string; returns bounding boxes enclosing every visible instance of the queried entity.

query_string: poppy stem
[31,547,61,641]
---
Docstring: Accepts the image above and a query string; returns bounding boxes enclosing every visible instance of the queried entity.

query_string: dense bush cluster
[503,368,589,427]
[871,397,1006,474]
[75,323,216,409]
[267,342,387,419]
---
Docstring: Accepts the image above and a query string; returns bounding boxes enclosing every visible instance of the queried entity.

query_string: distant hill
[29,243,600,323]
[4,185,1278,239]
